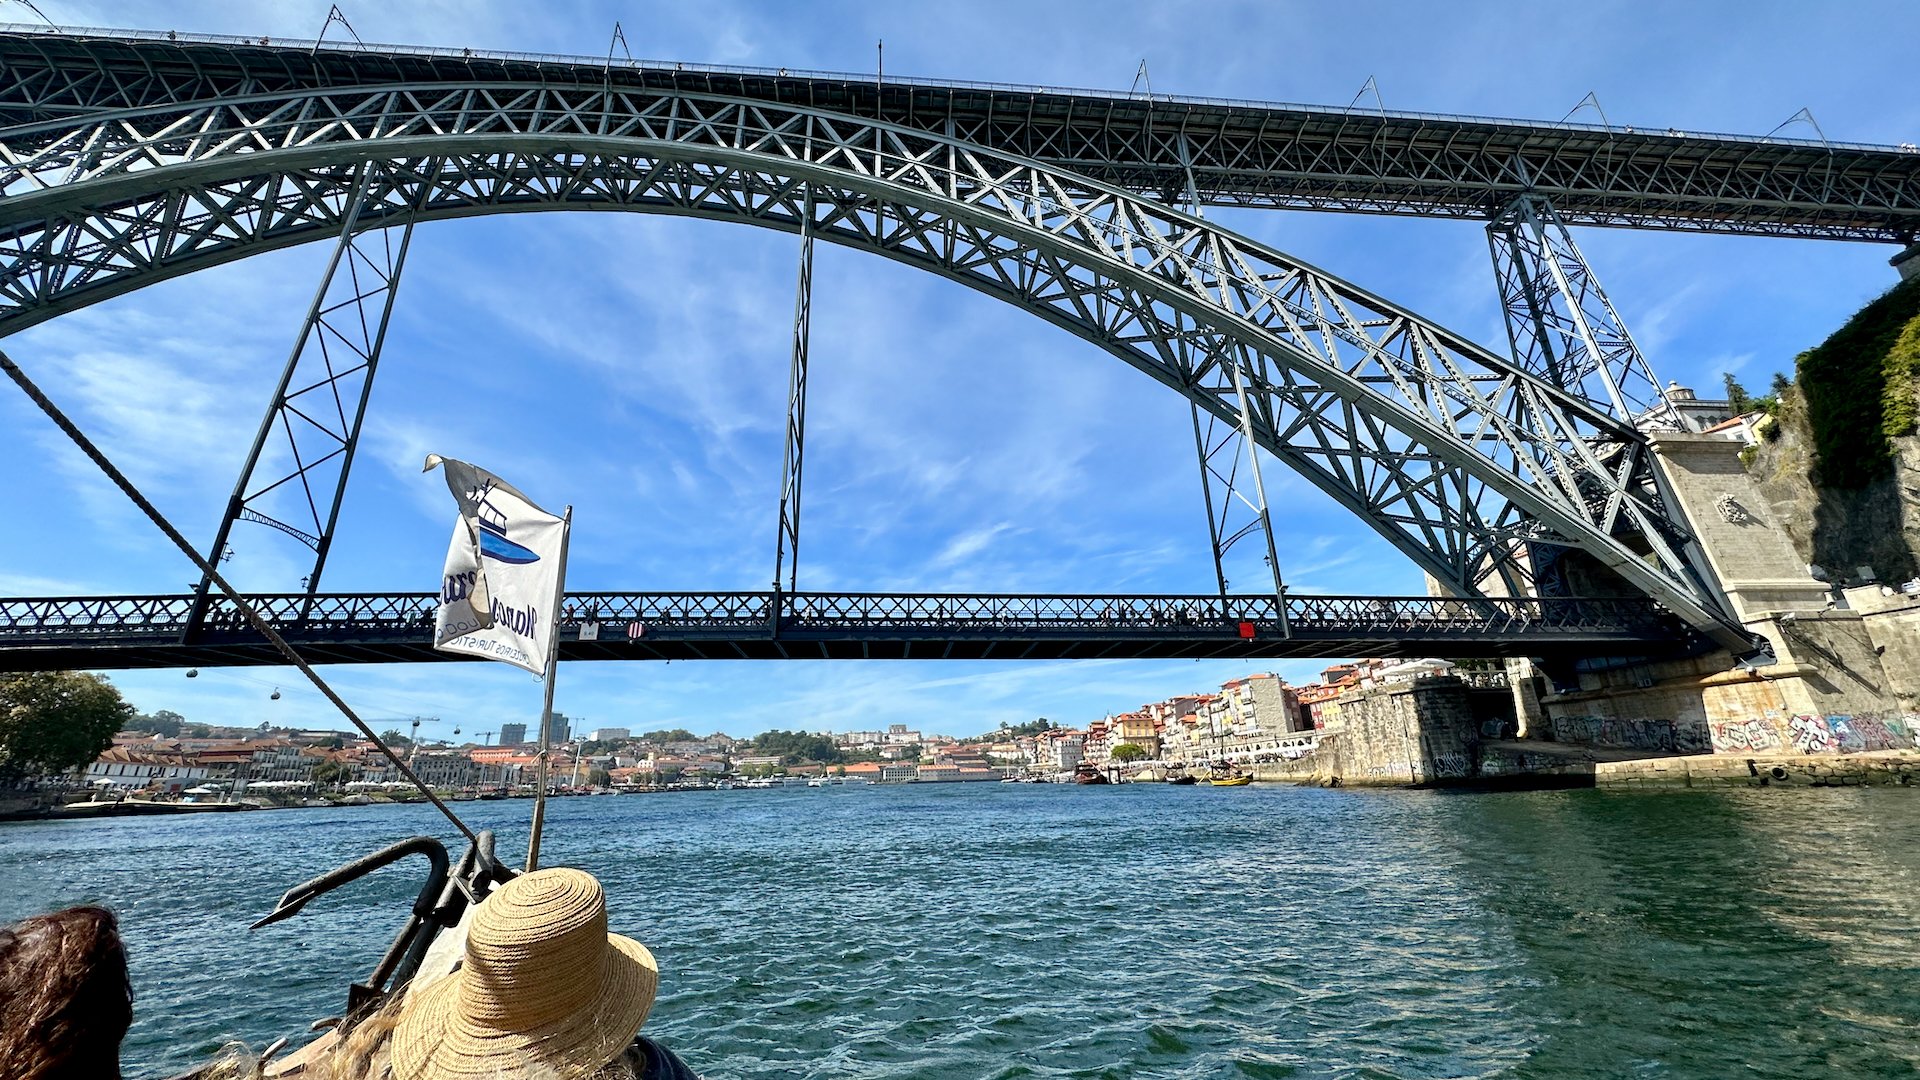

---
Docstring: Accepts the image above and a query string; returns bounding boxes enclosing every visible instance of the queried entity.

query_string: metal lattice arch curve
[0,83,1744,649]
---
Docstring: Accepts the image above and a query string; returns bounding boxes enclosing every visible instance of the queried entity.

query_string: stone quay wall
[1252,677,1495,787]
[1596,753,1919,789]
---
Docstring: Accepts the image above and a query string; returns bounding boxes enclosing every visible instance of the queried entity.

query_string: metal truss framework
[0,81,1751,651]
[1488,193,1680,429]
[1188,396,1287,609]
[0,29,1916,241]
[0,590,1688,669]
[186,162,411,636]
[1175,151,1288,625]
[772,190,812,594]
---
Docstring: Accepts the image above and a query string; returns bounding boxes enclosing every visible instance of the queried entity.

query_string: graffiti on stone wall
[1787,715,1835,754]
[1853,714,1904,751]
[1479,751,1563,777]
[1707,712,1919,755]
[1672,724,1712,754]
[1709,717,1783,754]
[1550,714,1678,752]
[1827,716,1866,753]
[1829,713,1912,753]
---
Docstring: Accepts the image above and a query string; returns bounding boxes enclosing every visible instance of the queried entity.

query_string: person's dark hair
[0,905,134,1080]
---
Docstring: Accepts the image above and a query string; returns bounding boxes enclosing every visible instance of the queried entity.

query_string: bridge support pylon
[1487,192,1687,430]
[1187,350,1290,637]
[772,189,814,602]
[186,162,413,640]
[1486,190,1750,647]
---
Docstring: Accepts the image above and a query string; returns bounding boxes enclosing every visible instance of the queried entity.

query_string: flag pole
[525,504,573,873]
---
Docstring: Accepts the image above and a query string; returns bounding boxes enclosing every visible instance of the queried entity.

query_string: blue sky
[3,0,1917,741]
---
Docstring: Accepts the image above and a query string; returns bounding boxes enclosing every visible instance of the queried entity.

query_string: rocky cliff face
[1745,278,1920,585]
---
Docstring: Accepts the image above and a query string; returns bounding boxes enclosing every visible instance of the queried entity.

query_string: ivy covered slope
[1749,277,1920,583]
[1796,276,1920,488]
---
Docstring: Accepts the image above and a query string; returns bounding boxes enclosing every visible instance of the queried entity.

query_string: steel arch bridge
[6,30,1910,666]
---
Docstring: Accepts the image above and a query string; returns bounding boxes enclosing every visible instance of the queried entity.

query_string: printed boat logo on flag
[425,455,569,677]
[473,481,543,565]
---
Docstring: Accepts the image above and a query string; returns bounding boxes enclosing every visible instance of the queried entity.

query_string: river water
[3,782,1918,1078]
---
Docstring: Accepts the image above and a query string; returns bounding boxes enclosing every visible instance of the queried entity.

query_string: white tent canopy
[1377,658,1455,681]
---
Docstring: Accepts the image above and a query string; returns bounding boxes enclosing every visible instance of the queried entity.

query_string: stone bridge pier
[1263,431,1920,788]
[1521,431,1920,761]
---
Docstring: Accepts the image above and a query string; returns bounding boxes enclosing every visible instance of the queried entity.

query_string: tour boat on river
[1071,763,1110,785]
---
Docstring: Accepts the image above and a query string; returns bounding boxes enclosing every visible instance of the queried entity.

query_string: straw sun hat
[391,868,659,1080]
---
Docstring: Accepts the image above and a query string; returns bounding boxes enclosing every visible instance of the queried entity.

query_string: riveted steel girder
[0,82,1749,650]
[0,29,1916,241]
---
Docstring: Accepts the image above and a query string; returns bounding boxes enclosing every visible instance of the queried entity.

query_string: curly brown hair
[0,905,134,1080]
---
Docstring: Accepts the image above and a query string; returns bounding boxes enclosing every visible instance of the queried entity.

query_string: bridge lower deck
[0,591,1691,670]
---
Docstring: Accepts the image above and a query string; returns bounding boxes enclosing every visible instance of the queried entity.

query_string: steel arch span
[0,80,1746,651]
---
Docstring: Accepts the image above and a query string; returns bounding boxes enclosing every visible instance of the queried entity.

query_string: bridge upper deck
[1,26,1915,241]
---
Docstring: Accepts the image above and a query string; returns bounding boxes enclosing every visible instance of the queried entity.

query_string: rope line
[0,348,477,844]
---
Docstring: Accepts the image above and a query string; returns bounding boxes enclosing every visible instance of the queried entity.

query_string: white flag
[426,455,568,676]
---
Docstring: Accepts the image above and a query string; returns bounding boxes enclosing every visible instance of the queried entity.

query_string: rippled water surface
[5,783,1920,1078]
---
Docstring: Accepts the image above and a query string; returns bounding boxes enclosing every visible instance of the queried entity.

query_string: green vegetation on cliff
[1794,276,1920,487]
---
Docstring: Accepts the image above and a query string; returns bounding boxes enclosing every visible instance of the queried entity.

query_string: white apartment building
[1050,733,1085,772]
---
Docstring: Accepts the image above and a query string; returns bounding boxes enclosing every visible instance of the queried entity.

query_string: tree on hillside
[749,729,842,764]
[981,718,1054,740]
[1771,372,1792,396]
[0,671,135,781]
[134,708,187,737]
[379,728,413,748]
[642,728,696,743]
[1110,743,1148,763]
[1723,373,1754,415]
[587,768,612,788]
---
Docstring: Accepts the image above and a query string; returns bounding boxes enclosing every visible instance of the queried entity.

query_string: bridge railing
[0,591,1678,641]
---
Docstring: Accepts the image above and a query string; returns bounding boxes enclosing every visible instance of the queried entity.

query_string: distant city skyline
[4,0,1916,740]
